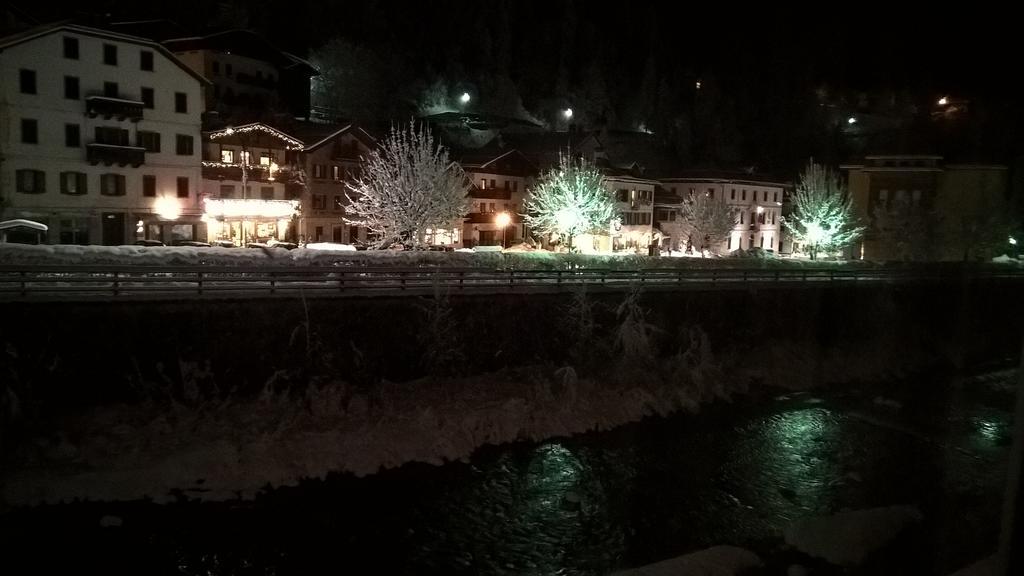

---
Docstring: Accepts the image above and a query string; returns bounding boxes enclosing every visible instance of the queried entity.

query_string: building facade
[654,173,787,254]
[460,149,536,247]
[292,123,375,244]
[603,173,658,253]
[164,30,317,122]
[0,24,208,245]
[842,155,1009,260]
[200,123,302,245]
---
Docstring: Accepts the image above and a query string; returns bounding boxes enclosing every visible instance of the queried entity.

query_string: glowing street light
[938,96,949,106]
[563,107,573,120]
[154,196,180,220]
[847,116,857,124]
[459,92,471,105]
[1010,236,1018,245]
[495,211,512,248]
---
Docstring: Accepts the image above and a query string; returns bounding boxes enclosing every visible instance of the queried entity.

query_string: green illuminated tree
[523,154,616,251]
[346,121,470,248]
[785,161,864,259]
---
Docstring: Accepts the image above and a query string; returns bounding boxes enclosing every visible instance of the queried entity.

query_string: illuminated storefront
[203,198,299,245]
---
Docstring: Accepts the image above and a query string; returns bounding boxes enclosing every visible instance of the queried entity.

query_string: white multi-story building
[604,172,658,253]
[460,149,537,247]
[658,172,788,254]
[0,23,208,245]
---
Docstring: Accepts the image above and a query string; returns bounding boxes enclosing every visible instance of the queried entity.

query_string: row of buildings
[1,22,1011,258]
[0,23,379,247]
[0,21,789,253]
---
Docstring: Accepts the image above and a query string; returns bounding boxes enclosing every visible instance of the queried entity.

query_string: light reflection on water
[761,407,840,508]
[971,416,1008,445]
[2,384,1012,576]
[409,441,622,575]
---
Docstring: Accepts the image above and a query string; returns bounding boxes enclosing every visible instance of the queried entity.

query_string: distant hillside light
[938,96,949,106]
[695,80,702,90]
[847,116,857,124]
[459,92,471,104]
[563,108,573,120]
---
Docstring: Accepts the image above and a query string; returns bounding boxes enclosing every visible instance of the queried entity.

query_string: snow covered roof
[204,123,305,150]
[0,219,48,232]
[0,22,211,87]
[658,170,790,187]
[285,122,377,152]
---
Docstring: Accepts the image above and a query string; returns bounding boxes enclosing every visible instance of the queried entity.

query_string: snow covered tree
[523,154,616,251]
[679,191,737,256]
[785,161,864,259]
[346,121,471,248]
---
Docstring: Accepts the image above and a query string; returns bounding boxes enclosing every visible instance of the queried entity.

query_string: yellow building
[842,155,1008,261]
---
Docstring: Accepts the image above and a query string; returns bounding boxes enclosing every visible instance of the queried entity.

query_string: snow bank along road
[0,264,1021,302]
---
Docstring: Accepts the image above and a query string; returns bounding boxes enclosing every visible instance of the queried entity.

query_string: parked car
[134,239,164,247]
[211,240,235,248]
[176,241,211,247]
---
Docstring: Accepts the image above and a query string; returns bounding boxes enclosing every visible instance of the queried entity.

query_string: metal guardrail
[0,265,1020,301]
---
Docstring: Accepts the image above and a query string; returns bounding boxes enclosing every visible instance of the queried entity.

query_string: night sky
[9,1,1023,173]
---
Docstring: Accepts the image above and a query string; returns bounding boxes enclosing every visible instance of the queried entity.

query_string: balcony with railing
[87,143,145,167]
[85,96,144,122]
[201,161,294,183]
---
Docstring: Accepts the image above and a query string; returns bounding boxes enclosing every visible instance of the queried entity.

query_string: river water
[1,371,1015,575]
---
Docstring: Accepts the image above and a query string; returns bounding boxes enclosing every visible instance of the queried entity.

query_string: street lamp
[459,92,471,105]
[563,108,573,120]
[847,116,857,124]
[495,211,512,248]
[938,96,949,106]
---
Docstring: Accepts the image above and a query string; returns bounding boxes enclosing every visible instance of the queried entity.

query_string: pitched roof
[421,111,543,131]
[0,22,211,86]
[457,131,594,171]
[163,29,318,76]
[458,149,538,175]
[203,122,304,149]
[105,19,190,42]
[286,122,377,152]
[589,129,680,175]
[658,169,790,187]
